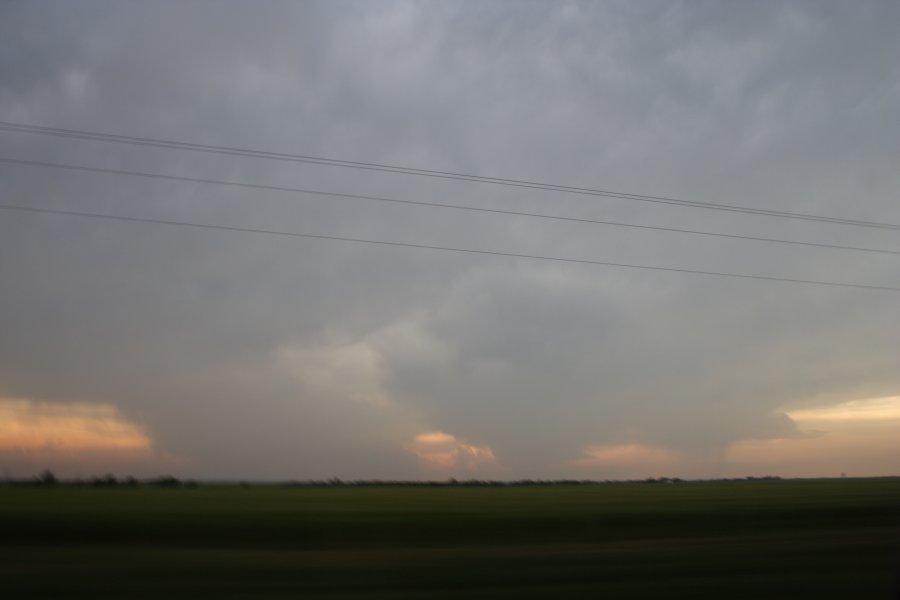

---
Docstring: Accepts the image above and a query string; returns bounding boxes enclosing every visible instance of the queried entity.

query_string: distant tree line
[0,470,197,488]
[0,470,792,488]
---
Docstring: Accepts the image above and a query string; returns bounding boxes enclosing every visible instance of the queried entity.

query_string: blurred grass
[2,479,899,598]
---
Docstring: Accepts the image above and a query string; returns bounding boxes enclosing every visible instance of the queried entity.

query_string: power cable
[3,156,899,257]
[2,120,899,231]
[3,203,898,293]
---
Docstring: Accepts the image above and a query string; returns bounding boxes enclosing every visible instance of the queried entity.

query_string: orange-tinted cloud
[406,431,497,472]
[785,395,900,423]
[0,398,163,476]
[573,442,683,474]
[0,398,152,452]
[725,395,900,477]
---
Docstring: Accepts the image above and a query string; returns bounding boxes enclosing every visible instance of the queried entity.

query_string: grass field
[2,479,899,598]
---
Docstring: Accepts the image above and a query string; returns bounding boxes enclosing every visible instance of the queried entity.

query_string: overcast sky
[1,0,899,480]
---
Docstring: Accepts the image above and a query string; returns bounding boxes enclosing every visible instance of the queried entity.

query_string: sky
[1,0,899,481]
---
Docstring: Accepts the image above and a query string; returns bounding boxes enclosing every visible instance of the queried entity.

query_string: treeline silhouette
[3,470,787,488]
[2,470,199,488]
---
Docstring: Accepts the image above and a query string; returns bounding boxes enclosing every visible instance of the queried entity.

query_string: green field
[2,479,899,598]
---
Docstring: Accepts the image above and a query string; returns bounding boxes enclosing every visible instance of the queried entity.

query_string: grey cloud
[1,0,898,478]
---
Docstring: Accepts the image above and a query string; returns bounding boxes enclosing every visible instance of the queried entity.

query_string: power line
[3,156,900,258]
[2,120,899,231]
[3,203,898,293]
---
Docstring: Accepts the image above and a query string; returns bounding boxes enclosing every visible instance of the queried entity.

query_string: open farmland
[2,479,899,598]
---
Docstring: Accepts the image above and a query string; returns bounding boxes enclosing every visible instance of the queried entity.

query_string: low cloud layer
[1,1,898,479]
[0,397,152,452]
[0,397,168,477]
[726,396,900,477]
[573,443,684,480]
[406,431,498,474]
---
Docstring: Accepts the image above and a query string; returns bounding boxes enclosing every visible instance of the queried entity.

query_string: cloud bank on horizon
[1,0,899,479]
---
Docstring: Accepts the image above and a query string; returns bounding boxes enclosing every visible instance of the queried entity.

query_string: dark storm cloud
[1,0,898,478]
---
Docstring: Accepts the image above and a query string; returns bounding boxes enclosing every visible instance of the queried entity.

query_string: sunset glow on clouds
[568,396,900,480]
[785,396,900,423]
[0,397,166,476]
[5,390,895,480]
[0,398,152,452]
[406,431,497,473]
[725,396,900,478]
[572,443,684,479]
